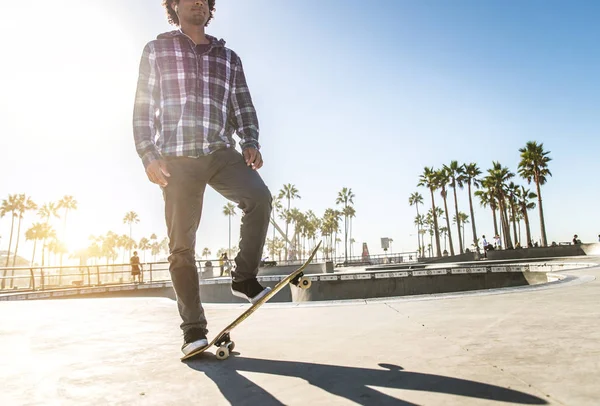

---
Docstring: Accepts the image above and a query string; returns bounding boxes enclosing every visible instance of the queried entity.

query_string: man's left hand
[243,147,263,170]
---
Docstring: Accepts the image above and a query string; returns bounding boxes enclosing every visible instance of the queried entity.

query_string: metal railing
[0,250,418,294]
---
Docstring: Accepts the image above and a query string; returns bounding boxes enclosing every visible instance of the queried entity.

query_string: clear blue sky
[1,0,599,262]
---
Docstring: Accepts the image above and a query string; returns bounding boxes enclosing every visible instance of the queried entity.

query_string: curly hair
[162,0,216,26]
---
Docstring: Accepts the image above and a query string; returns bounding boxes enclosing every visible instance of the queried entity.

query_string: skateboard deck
[181,240,322,361]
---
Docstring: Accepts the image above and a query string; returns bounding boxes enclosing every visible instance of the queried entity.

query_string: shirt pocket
[158,52,196,101]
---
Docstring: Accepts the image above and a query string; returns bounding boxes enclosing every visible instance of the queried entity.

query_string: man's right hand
[145,159,171,187]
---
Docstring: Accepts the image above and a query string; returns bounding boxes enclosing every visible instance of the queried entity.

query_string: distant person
[573,234,578,244]
[132,0,272,357]
[130,251,143,283]
[481,235,489,250]
[219,253,229,277]
[494,235,502,249]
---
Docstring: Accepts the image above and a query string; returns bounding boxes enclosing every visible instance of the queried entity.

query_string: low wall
[291,271,548,302]
[257,263,326,277]
[3,261,588,303]
[485,244,599,260]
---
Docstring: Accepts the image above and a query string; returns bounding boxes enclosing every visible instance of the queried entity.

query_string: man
[130,251,143,283]
[133,0,272,356]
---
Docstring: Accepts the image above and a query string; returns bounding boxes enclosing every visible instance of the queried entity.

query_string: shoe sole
[182,338,209,356]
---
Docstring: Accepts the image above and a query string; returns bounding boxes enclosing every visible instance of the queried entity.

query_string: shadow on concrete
[186,355,548,405]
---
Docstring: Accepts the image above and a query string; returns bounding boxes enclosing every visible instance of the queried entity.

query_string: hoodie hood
[156,30,226,48]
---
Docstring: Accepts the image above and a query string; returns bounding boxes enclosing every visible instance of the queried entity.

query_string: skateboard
[181,240,322,361]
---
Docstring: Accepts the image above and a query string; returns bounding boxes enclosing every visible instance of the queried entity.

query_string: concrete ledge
[291,271,549,302]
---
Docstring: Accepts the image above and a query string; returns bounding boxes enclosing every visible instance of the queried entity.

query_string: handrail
[0,250,418,293]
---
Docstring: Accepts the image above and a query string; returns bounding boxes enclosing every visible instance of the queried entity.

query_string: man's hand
[243,147,263,170]
[145,159,171,187]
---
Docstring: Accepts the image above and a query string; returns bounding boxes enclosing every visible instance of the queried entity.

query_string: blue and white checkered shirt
[133,30,260,169]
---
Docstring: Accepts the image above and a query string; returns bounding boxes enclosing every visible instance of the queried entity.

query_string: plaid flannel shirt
[133,31,260,169]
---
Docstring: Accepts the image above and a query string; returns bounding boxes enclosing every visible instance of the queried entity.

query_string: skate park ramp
[1,261,599,405]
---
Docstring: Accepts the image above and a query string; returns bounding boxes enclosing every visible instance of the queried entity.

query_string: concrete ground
[1,264,599,405]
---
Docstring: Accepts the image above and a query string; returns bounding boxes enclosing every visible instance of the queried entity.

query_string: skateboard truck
[214,333,235,360]
[290,272,312,289]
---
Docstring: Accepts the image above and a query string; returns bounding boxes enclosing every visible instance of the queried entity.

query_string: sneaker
[231,278,271,304]
[181,327,208,356]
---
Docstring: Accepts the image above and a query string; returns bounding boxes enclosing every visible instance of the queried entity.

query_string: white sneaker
[181,328,208,355]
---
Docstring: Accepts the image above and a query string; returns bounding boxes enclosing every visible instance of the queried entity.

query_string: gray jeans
[161,148,272,335]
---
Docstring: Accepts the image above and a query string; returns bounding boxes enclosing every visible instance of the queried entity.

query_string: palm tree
[437,168,455,256]
[138,237,150,262]
[453,212,469,250]
[202,247,211,260]
[506,182,521,246]
[475,186,499,239]
[336,187,355,264]
[445,161,466,254]
[38,202,60,266]
[270,195,283,259]
[408,192,424,257]
[278,184,300,259]
[464,163,482,253]
[439,226,449,252]
[344,206,356,258]
[123,211,140,242]
[418,167,442,257]
[414,214,425,257]
[321,208,340,260]
[12,194,38,267]
[1,195,19,284]
[223,202,237,255]
[518,141,552,247]
[288,207,303,259]
[485,162,515,249]
[26,223,55,266]
[516,186,537,248]
[57,195,77,243]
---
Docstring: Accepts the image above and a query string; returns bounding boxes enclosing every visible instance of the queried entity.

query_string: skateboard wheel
[227,341,235,352]
[216,346,229,360]
[299,277,312,289]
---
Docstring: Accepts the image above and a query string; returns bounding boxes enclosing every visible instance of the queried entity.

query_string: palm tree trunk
[414,205,421,257]
[511,204,518,246]
[429,189,442,257]
[284,200,290,259]
[29,239,38,289]
[10,215,24,288]
[499,199,513,249]
[535,178,548,246]
[5,215,15,267]
[31,239,37,266]
[344,212,348,263]
[467,181,478,253]
[2,214,16,289]
[12,215,23,267]
[492,207,499,237]
[452,187,463,254]
[442,194,455,256]
[523,207,533,248]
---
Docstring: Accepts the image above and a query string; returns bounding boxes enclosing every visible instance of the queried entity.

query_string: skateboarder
[133,0,272,356]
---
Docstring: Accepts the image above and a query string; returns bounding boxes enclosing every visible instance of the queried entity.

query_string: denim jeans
[161,148,272,335]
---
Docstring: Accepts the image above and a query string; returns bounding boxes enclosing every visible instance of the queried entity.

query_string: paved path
[1,264,598,405]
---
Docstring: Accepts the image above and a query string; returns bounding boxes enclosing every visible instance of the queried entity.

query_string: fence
[0,250,418,294]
